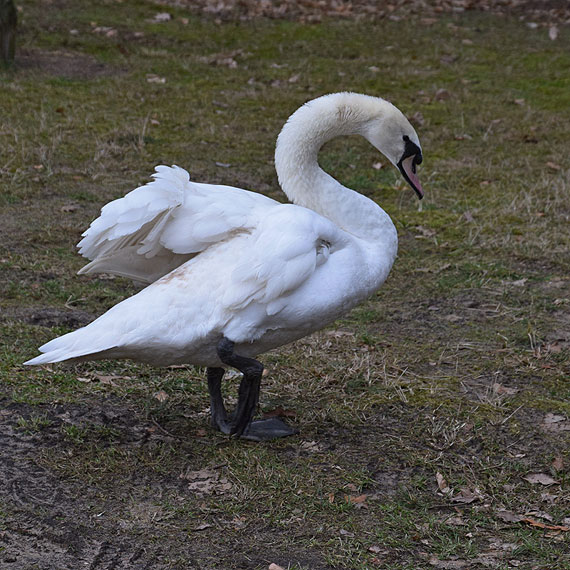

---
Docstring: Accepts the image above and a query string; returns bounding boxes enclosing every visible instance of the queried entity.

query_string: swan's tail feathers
[23,329,119,366]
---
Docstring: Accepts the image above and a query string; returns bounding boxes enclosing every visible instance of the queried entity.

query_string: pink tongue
[403,155,424,198]
[409,169,424,198]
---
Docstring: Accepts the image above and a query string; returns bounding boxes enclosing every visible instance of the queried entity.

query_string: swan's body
[25,92,424,440]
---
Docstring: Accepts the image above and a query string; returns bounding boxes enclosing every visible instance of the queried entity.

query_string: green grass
[0,2,568,569]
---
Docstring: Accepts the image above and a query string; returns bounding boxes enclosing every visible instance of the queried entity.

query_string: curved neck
[274,93,396,245]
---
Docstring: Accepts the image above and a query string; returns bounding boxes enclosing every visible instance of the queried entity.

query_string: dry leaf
[415,225,437,238]
[546,161,561,171]
[544,413,566,424]
[552,456,564,472]
[345,494,367,504]
[492,383,518,396]
[434,88,451,101]
[191,522,212,531]
[451,487,483,504]
[154,390,169,402]
[436,472,452,495]
[146,74,166,84]
[520,518,569,532]
[410,111,425,127]
[269,564,285,570]
[368,545,383,553]
[262,406,296,419]
[152,12,171,22]
[523,473,559,486]
[497,510,522,523]
[180,467,232,495]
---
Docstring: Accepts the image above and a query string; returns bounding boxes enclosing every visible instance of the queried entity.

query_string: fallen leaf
[262,406,296,419]
[368,545,384,553]
[415,225,437,238]
[191,522,212,531]
[497,510,522,523]
[410,111,425,127]
[546,161,561,171]
[434,88,451,101]
[520,518,569,532]
[549,26,559,41]
[146,74,166,84]
[436,472,452,495]
[552,456,564,472]
[268,564,285,570]
[61,203,79,212]
[523,473,559,486]
[492,383,518,396]
[288,74,300,83]
[180,467,233,495]
[345,494,367,504]
[429,557,468,569]
[154,390,169,402]
[544,413,566,424]
[444,515,467,526]
[525,510,553,522]
[451,487,483,504]
[152,12,171,22]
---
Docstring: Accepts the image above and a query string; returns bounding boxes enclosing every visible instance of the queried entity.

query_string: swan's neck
[274,93,396,248]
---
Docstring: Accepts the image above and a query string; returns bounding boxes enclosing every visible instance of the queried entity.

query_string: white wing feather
[77,165,276,284]
[223,205,340,316]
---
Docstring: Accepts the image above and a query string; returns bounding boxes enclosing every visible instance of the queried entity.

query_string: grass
[0,2,569,569]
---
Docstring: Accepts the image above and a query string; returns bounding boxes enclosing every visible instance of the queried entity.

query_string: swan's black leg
[207,367,232,435]
[215,337,298,442]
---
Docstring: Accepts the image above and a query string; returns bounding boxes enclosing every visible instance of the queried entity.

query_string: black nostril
[415,154,423,165]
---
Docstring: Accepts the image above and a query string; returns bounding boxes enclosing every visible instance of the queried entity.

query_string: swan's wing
[77,165,276,284]
[223,205,345,317]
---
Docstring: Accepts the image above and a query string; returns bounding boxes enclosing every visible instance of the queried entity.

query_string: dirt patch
[16,49,120,80]
[1,307,95,328]
[0,398,341,569]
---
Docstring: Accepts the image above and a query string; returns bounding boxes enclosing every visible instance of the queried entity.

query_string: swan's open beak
[398,154,424,200]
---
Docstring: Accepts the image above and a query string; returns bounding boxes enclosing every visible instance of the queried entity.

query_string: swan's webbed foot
[240,417,298,442]
[205,337,297,441]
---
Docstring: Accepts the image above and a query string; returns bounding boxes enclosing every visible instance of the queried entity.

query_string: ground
[0,1,569,569]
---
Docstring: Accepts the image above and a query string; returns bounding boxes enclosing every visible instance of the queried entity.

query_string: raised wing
[77,165,276,284]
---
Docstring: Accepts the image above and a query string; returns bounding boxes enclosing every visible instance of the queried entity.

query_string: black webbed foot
[205,337,298,441]
[240,417,298,442]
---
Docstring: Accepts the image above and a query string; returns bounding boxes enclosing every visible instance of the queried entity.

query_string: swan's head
[360,100,424,199]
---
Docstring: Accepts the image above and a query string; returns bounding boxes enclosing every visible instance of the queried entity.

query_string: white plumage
[24,92,424,440]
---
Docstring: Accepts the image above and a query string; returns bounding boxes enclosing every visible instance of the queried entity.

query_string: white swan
[24,92,424,440]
